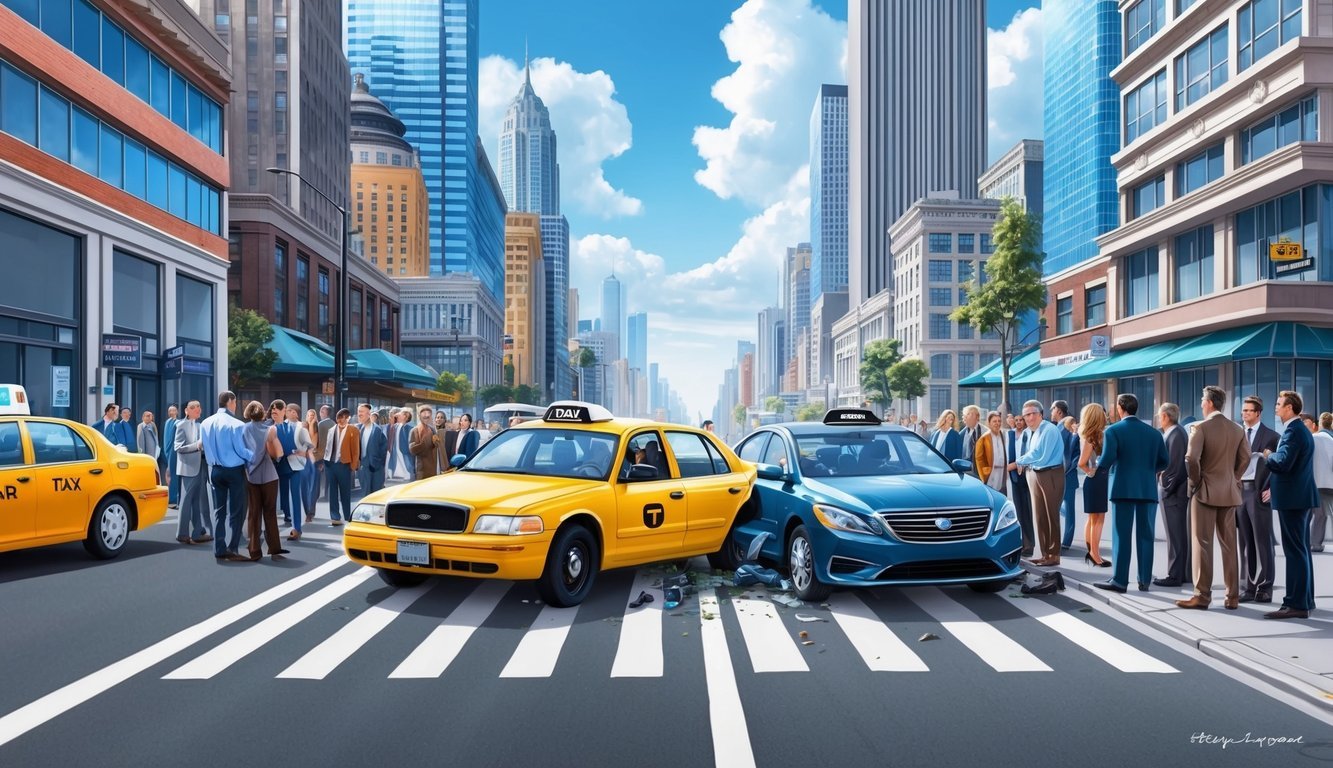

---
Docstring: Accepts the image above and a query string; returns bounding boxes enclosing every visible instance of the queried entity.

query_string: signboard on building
[161,345,184,379]
[101,334,142,369]
[182,359,214,376]
[323,380,335,395]
[1269,240,1303,261]
[51,366,70,408]
[1090,335,1110,358]
[1274,257,1315,276]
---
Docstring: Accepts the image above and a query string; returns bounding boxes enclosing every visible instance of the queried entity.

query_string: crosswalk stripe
[699,589,756,768]
[826,593,929,672]
[905,587,1051,672]
[500,603,580,678]
[731,596,809,673]
[388,580,511,679]
[1006,595,1178,673]
[610,569,664,678]
[0,557,352,748]
[275,582,436,680]
[163,567,376,680]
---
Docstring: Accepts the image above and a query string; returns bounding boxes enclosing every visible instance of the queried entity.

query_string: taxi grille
[386,502,469,534]
[875,558,1003,581]
[878,508,991,543]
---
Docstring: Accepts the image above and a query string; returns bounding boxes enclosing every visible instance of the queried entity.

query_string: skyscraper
[1041,0,1121,277]
[786,244,812,366]
[627,312,647,372]
[350,74,430,278]
[499,58,560,215]
[847,1,986,305]
[810,84,848,303]
[541,215,571,398]
[346,0,505,302]
[503,213,545,388]
[600,273,623,359]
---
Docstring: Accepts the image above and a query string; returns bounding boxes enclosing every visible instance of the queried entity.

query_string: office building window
[317,269,330,342]
[1118,376,1156,420]
[958,353,975,378]
[1125,70,1167,144]
[929,288,952,307]
[1085,285,1107,327]
[1174,225,1214,302]
[928,233,951,253]
[1124,247,1160,317]
[1176,143,1224,197]
[930,386,953,418]
[980,234,994,254]
[958,234,975,254]
[930,354,951,380]
[929,313,951,340]
[1175,25,1228,111]
[958,260,975,284]
[1234,184,1333,285]
[1056,296,1073,335]
[958,322,974,340]
[1238,0,1302,72]
[1126,0,1165,54]
[1240,95,1317,164]
[928,259,952,282]
[1131,175,1166,219]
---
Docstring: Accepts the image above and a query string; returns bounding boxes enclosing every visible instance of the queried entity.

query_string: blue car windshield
[792,430,954,477]
[463,428,620,480]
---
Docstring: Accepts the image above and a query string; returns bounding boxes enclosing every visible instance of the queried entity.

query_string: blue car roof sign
[823,408,882,426]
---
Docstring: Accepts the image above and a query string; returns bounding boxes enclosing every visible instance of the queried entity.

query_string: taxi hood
[803,472,1000,514]
[372,470,600,513]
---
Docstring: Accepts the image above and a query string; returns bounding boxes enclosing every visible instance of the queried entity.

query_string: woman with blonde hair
[1078,403,1111,567]
[929,409,963,463]
[301,409,319,523]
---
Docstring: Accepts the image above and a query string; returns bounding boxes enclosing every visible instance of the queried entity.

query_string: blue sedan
[727,409,1023,601]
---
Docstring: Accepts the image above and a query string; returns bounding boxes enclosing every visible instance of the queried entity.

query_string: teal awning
[348,348,437,388]
[958,347,1040,387]
[265,326,358,375]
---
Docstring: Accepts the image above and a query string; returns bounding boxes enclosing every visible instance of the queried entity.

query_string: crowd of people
[92,392,491,563]
[909,388,1326,621]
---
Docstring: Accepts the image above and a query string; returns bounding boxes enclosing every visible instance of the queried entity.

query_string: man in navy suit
[1094,393,1169,593]
[92,403,119,441]
[1051,400,1081,549]
[1154,402,1191,586]
[355,403,387,497]
[1238,396,1280,602]
[1261,390,1317,619]
[1006,416,1035,557]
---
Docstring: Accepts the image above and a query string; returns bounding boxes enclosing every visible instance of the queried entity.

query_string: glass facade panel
[123,137,145,200]
[929,313,951,340]
[1124,247,1159,317]
[124,36,149,103]
[1126,0,1165,54]
[930,354,951,380]
[1176,143,1224,197]
[100,14,123,85]
[40,0,72,48]
[1056,296,1073,335]
[1173,225,1214,302]
[1240,95,1317,164]
[0,63,37,145]
[928,233,951,253]
[1125,70,1167,144]
[71,104,97,175]
[113,250,158,336]
[1085,284,1107,327]
[176,274,213,343]
[71,0,99,68]
[1238,0,1302,71]
[1175,26,1228,112]
[0,207,79,320]
[145,150,166,208]
[98,123,122,187]
[1234,184,1333,284]
[1131,175,1165,219]
[928,259,952,282]
[37,85,69,162]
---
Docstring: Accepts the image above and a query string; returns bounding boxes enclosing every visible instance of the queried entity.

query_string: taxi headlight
[352,503,385,524]
[812,504,875,534]
[995,501,1018,531]
[473,514,545,536]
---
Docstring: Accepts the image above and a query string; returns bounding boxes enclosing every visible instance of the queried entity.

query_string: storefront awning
[348,349,437,388]
[958,347,1040,387]
[265,326,358,375]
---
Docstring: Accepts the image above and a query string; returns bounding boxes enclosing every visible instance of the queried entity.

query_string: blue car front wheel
[787,525,832,602]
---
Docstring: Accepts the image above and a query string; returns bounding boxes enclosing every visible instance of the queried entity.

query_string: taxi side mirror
[450,454,467,468]
[624,463,658,482]
[951,459,973,474]
[755,463,787,481]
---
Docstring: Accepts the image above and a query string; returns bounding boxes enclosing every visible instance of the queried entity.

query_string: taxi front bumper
[344,524,553,581]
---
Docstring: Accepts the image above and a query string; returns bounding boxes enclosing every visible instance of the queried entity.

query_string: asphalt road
[2,513,1331,768]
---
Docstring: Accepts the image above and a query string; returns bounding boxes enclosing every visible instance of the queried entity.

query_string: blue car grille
[875,558,1003,581]
[877,508,991,543]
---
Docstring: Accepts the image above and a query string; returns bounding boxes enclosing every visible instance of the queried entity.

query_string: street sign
[182,359,213,376]
[52,367,70,408]
[1090,335,1110,358]
[1269,241,1303,261]
[101,334,142,369]
[322,379,335,395]
[1275,257,1315,276]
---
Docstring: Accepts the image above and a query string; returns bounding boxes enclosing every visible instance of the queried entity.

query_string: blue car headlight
[813,504,880,535]
[995,500,1018,531]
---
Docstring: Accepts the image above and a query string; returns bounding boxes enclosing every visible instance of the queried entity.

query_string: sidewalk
[1047,505,1333,712]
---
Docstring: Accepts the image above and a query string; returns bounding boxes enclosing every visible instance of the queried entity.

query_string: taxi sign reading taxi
[1269,241,1303,261]
[543,401,614,423]
[823,408,882,426]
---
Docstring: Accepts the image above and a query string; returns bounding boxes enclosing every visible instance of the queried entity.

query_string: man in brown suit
[409,406,440,481]
[324,408,361,525]
[1179,386,1250,610]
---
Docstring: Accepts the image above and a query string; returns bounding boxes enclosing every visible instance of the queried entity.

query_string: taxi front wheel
[83,496,131,560]
[536,524,599,607]
[787,526,832,602]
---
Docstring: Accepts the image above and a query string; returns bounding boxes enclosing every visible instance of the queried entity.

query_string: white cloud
[987,7,1044,163]
[692,0,846,206]
[479,56,642,217]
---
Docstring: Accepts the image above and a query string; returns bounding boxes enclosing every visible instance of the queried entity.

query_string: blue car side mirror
[951,459,973,474]
[755,463,787,481]
[450,454,467,468]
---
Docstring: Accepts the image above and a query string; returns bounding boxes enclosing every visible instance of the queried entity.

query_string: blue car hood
[801,473,999,514]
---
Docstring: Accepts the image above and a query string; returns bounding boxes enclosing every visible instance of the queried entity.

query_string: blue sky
[478,1,1042,419]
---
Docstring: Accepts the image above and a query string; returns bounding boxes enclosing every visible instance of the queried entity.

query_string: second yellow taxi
[345,401,756,606]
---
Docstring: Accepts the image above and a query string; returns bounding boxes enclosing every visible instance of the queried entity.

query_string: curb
[1067,577,1333,713]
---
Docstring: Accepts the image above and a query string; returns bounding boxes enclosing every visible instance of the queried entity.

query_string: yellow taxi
[345,401,756,606]
[0,385,169,559]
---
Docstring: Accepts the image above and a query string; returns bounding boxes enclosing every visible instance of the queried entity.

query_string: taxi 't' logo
[643,503,665,529]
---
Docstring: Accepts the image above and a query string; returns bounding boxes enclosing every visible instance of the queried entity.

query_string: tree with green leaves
[887,358,930,409]
[763,395,785,414]
[794,400,825,422]
[732,403,747,428]
[434,371,474,408]
[503,360,516,387]
[858,338,902,413]
[950,197,1046,415]
[575,347,596,368]
[513,384,541,405]
[228,306,277,390]
[478,384,513,409]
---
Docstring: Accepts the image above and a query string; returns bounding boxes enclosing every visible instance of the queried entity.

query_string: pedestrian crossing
[149,561,1180,683]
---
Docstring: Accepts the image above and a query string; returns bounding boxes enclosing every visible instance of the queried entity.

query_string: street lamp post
[266,167,349,411]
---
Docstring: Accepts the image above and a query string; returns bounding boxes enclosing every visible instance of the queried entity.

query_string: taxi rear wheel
[377,568,429,588]
[83,496,131,560]
[536,524,598,607]
[706,522,744,572]
[787,526,832,602]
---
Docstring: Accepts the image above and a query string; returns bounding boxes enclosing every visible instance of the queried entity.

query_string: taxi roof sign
[543,401,615,424]
[823,408,881,426]
[0,384,31,415]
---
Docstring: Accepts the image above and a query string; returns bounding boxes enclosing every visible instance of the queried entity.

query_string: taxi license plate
[396,540,430,566]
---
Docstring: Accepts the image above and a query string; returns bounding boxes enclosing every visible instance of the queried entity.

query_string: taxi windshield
[792,430,954,477]
[462,428,620,480]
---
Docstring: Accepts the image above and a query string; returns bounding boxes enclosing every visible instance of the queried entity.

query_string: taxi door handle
[16,476,29,483]
[89,468,103,475]
[728,487,742,495]
[669,491,685,500]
